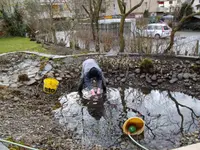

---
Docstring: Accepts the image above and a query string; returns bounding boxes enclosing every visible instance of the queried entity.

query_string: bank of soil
[0,52,200,149]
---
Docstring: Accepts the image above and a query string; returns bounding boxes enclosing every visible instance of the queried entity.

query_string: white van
[137,23,172,38]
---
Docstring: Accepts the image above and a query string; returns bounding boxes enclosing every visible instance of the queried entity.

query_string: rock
[172,74,177,79]
[0,142,9,150]
[128,82,133,86]
[185,60,190,64]
[27,68,39,78]
[184,82,191,87]
[120,74,125,77]
[151,75,157,81]
[128,73,135,77]
[10,83,18,88]
[121,78,126,83]
[13,97,20,102]
[35,74,43,80]
[169,78,178,84]
[25,78,36,86]
[120,142,126,149]
[140,74,145,79]
[151,82,158,86]
[56,77,62,81]
[183,73,190,79]
[192,78,197,81]
[135,68,140,74]
[117,77,121,81]
[74,69,79,73]
[65,75,71,79]
[55,73,60,77]
[146,76,152,83]
[157,79,163,83]
[196,60,200,65]
[177,73,183,80]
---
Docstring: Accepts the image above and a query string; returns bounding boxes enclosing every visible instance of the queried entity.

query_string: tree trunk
[52,27,57,44]
[90,18,97,51]
[95,18,100,52]
[119,15,125,52]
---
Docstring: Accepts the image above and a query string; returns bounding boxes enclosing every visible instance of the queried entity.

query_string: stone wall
[1,52,200,99]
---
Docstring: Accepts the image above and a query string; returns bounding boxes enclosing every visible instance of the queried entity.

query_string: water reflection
[55,88,200,150]
[124,88,200,149]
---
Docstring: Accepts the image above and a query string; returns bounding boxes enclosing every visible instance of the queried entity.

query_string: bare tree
[164,0,200,54]
[117,0,144,52]
[82,0,103,52]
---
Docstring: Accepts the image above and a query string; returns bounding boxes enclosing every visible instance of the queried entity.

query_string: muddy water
[54,88,200,150]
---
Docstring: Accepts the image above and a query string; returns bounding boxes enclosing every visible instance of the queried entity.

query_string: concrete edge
[0,51,200,60]
[172,143,200,150]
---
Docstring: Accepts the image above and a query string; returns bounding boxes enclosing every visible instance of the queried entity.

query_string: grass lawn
[0,37,48,54]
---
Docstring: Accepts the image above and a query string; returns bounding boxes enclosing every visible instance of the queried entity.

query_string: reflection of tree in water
[123,88,200,149]
[167,91,200,133]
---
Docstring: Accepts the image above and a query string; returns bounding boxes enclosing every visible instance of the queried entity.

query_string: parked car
[136,23,172,39]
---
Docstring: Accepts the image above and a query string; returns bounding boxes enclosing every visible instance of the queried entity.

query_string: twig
[168,91,184,132]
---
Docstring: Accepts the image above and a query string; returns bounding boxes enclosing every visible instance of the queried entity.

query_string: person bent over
[78,59,106,97]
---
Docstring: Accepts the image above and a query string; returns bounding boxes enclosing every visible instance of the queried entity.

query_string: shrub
[1,3,26,36]
[140,58,154,73]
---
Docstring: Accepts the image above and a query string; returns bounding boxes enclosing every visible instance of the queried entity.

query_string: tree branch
[82,5,90,17]
[117,0,124,14]
[168,91,184,132]
[184,0,195,16]
[125,0,144,17]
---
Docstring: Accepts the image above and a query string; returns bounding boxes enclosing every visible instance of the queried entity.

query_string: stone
[56,77,62,81]
[55,73,60,77]
[14,97,20,101]
[169,78,178,84]
[74,69,79,73]
[177,73,183,80]
[117,77,121,81]
[121,78,126,83]
[0,143,9,150]
[146,76,152,83]
[184,82,191,87]
[135,68,140,74]
[183,73,190,79]
[25,78,36,86]
[185,60,190,64]
[128,73,135,77]
[140,74,145,79]
[120,74,125,77]
[192,78,197,81]
[65,75,71,78]
[151,82,158,86]
[172,74,177,79]
[10,83,18,88]
[35,74,43,80]
[196,60,200,65]
[156,79,162,83]
[151,75,157,81]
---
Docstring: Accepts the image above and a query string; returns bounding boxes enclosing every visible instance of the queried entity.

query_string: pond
[54,88,200,150]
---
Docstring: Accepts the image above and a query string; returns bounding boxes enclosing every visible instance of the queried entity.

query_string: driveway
[176,31,200,38]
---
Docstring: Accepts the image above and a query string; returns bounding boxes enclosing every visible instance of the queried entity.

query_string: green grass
[0,37,48,54]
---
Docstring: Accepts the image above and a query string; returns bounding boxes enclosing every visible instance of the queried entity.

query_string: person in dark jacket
[78,59,106,97]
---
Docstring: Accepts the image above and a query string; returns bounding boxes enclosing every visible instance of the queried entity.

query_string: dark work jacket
[81,59,103,90]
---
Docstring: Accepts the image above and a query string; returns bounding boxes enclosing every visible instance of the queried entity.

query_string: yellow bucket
[43,78,59,94]
[122,117,145,136]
